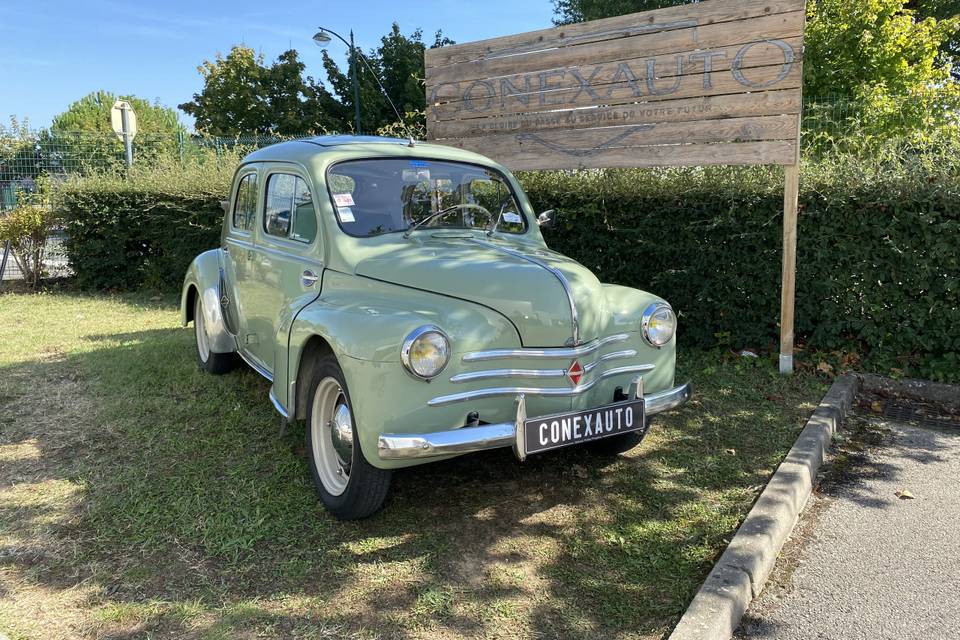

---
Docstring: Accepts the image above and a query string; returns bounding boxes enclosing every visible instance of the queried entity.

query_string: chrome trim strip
[269,386,289,419]
[450,349,639,383]
[450,367,567,383]
[238,349,273,382]
[583,349,638,373]
[462,333,630,362]
[428,363,656,406]
[467,238,580,346]
[379,381,692,459]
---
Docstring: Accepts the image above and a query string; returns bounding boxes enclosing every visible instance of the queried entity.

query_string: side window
[232,173,258,231]
[264,173,317,243]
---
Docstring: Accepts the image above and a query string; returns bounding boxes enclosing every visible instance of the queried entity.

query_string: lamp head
[312,30,332,47]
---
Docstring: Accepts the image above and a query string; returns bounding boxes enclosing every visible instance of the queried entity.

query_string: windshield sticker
[503,212,522,224]
[336,206,355,223]
[333,193,355,207]
[408,159,430,168]
[402,168,430,183]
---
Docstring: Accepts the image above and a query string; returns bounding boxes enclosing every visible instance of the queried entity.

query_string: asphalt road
[736,417,960,640]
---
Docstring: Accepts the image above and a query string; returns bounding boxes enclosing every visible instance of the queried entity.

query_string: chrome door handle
[302,269,319,287]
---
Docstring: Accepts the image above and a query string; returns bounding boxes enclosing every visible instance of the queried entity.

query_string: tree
[179,46,342,135]
[46,91,184,172]
[553,0,689,24]
[804,0,960,143]
[321,26,454,134]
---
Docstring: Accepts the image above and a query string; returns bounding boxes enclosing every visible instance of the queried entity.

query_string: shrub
[56,151,243,290]
[0,177,58,288]
[54,143,959,381]
[526,149,960,382]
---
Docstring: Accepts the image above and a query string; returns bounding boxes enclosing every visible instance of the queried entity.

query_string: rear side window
[263,173,317,243]
[232,173,258,231]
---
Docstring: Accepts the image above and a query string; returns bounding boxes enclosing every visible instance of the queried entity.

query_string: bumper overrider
[377,378,692,461]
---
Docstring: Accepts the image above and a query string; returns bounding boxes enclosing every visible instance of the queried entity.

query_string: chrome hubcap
[311,377,352,496]
[195,300,210,362]
[329,402,354,473]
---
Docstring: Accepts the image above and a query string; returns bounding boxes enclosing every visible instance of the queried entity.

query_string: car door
[244,164,324,375]
[222,166,260,349]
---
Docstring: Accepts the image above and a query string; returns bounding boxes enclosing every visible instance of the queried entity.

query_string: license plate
[522,398,646,456]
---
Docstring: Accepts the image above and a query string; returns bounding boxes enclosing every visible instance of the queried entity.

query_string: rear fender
[180,249,237,354]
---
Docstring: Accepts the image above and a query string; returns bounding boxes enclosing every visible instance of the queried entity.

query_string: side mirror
[220,200,230,215]
[537,209,555,229]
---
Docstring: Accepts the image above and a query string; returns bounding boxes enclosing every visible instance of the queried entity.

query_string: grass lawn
[0,289,826,639]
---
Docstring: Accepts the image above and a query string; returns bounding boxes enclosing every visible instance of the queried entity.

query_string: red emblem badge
[567,359,584,386]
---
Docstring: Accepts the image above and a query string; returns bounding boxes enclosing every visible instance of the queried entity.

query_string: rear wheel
[194,296,237,374]
[306,354,391,520]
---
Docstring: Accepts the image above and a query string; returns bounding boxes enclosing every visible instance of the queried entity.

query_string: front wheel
[305,355,392,520]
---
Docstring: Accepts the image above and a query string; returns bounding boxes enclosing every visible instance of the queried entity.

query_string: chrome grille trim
[583,349,637,372]
[428,363,656,407]
[450,349,638,383]
[462,333,630,362]
[450,368,566,383]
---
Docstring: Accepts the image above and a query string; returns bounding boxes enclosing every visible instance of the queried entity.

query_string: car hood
[353,235,607,347]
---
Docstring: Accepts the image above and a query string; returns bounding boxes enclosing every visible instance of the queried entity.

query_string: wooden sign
[425,0,807,374]
[425,0,805,171]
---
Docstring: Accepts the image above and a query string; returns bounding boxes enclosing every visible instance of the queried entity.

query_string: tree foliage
[179,25,452,136]
[321,25,452,134]
[178,46,342,135]
[0,176,57,288]
[45,91,185,172]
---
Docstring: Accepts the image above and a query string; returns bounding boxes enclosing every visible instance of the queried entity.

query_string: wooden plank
[440,116,798,159]
[429,39,803,118]
[779,163,800,373]
[429,31,803,91]
[446,140,799,171]
[427,11,804,87]
[428,89,802,139]
[426,0,806,69]
[430,60,803,122]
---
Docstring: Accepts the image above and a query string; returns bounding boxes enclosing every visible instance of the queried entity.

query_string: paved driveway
[736,416,960,640]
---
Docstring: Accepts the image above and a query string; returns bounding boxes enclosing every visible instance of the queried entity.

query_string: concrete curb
[668,374,860,640]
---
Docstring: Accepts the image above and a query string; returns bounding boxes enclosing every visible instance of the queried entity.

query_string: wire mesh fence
[1,96,955,206]
[0,95,956,281]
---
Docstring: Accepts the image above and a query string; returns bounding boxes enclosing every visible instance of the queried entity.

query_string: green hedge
[56,150,959,381]
[528,155,959,381]
[56,156,238,291]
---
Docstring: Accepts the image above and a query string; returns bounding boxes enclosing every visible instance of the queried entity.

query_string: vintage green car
[181,135,691,519]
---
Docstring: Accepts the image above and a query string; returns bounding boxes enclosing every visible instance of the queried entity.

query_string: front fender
[180,249,237,355]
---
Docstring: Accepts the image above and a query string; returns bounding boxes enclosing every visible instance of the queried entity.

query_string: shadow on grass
[0,326,824,639]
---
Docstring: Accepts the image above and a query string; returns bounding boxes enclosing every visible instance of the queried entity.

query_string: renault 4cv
[181,135,691,519]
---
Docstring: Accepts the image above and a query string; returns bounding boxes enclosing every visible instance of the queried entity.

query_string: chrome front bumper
[377,381,692,460]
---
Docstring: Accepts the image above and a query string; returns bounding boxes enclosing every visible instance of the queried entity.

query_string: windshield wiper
[402,203,490,239]
[486,200,512,237]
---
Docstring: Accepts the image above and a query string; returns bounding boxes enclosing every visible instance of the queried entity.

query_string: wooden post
[779,163,799,374]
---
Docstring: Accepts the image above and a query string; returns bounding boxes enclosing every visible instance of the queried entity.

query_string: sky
[1,0,555,130]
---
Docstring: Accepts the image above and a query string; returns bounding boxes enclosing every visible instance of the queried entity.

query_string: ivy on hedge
[55,150,958,381]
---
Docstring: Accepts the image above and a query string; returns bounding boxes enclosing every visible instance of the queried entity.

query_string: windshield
[326,158,526,237]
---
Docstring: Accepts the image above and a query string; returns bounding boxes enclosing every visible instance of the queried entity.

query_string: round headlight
[401,325,451,379]
[641,303,676,347]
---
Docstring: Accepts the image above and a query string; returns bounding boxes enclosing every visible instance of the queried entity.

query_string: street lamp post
[313,27,363,135]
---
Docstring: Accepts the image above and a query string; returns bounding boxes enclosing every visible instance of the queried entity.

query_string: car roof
[240,135,498,169]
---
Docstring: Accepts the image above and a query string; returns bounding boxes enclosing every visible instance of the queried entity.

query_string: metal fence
[0,96,955,281]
